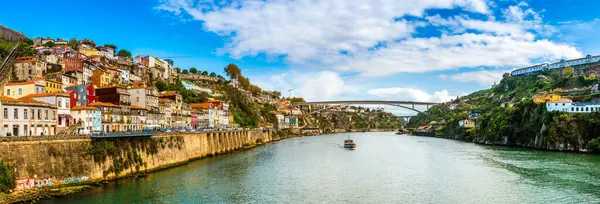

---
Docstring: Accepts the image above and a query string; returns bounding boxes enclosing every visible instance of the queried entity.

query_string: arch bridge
[293,100,439,114]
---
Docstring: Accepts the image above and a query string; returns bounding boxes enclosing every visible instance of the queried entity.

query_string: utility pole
[288,88,296,99]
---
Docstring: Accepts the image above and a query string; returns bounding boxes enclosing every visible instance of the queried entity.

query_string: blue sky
[1,0,599,115]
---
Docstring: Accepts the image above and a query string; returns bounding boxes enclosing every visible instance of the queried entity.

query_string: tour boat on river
[344,136,356,150]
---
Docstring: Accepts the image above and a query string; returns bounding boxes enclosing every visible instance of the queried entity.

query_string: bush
[588,138,600,153]
[0,162,15,192]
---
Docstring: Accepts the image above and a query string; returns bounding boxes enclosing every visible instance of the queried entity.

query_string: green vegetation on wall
[0,162,15,192]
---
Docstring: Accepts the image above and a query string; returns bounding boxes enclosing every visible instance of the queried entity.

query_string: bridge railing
[90,131,159,138]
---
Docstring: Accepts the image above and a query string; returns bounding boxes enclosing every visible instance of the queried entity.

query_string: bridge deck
[294,100,438,106]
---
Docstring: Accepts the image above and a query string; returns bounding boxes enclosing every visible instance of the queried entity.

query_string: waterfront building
[0,96,58,136]
[3,79,45,98]
[88,102,124,132]
[130,104,147,131]
[13,57,47,81]
[21,91,72,133]
[70,106,102,134]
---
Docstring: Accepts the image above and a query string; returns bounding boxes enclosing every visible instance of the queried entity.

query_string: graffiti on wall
[64,176,89,183]
[16,178,53,190]
[16,176,90,190]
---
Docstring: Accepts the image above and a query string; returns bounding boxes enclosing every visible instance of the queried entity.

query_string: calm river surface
[42,132,600,203]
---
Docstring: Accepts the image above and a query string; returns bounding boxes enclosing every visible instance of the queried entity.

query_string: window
[18,88,22,95]
[52,111,56,120]
[24,109,28,119]
[13,108,18,119]
[12,125,18,136]
[59,99,62,108]
[38,109,41,119]
[571,107,574,111]
[24,125,28,136]
[6,89,9,96]
[3,108,7,119]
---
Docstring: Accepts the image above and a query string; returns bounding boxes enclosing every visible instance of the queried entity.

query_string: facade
[78,46,101,57]
[0,96,58,136]
[91,69,110,88]
[70,106,102,134]
[130,105,147,131]
[13,57,47,81]
[4,79,45,98]
[88,102,127,132]
[21,91,72,133]
[44,79,62,93]
[62,51,83,72]
[97,46,115,59]
[546,99,600,113]
[459,119,475,128]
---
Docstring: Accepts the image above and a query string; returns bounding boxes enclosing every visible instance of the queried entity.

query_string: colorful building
[3,79,45,98]
[44,79,62,93]
[13,57,47,81]
[70,106,102,134]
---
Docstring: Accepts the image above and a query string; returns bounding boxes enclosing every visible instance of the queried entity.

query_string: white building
[118,68,129,84]
[21,91,72,132]
[70,106,102,134]
[546,99,600,113]
[0,96,58,136]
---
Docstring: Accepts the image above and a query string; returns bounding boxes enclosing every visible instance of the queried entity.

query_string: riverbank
[408,133,594,154]
[0,130,275,203]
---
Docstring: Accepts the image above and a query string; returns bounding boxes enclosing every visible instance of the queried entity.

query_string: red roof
[71,106,99,111]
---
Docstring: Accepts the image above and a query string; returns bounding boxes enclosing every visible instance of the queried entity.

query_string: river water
[42,132,600,203]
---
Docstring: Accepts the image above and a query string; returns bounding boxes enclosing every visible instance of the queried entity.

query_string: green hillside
[408,70,600,153]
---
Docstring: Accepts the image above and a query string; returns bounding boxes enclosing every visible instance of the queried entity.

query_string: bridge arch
[294,100,438,114]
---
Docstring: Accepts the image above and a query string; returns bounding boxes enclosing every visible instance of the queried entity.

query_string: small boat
[344,136,356,149]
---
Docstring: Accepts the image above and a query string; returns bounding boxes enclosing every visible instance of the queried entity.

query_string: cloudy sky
[2,0,599,115]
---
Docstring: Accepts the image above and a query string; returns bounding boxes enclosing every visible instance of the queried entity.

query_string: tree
[239,76,251,89]
[209,72,217,77]
[201,71,208,76]
[0,162,15,192]
[563,66,574,77]
[43,50,52,55]
[155,80,167,92]
[117,49,131,58]
[173,67,180,73]
[182,69,189,74]
[588,73,596,80]
[45,41,56,48]
[224,63,242,80]
[68,38,78,49]
[104,44,117,52]
[189,67,198,74]
[22,38,33,46]
[289,97,305,103]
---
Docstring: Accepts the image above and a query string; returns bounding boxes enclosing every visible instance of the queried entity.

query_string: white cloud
[445,69,509,86]
[157,0,581,77]
[367,87,455,103]
[250,70,348,101]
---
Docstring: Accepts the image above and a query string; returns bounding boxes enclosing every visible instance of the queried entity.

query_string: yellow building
[544,94,561,102]
[533,93,561,104]
[78,46,101,57]
[44,79,62,93]
[91,69,111,88]
[3,79,45,98]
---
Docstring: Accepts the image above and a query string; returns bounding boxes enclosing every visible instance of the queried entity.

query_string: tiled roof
[191,103,212,109]
[88,101,118,107]
[5,78,44,86]
[71,106,99,111]
[21,91,69,98]
[130,104,146,109]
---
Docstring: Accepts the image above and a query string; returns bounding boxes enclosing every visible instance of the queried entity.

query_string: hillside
[408,70,600,152]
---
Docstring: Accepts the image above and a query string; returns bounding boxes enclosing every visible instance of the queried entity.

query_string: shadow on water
[480,146,600,199]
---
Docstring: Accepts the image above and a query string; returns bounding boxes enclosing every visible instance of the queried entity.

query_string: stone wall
[0,130,271,190]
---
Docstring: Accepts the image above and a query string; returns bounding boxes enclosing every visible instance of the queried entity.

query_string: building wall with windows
[0,97,58,136]
[71,106,102,134]
[3,79,45,98]
[546,100,600,113]
[13,57,47,81]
